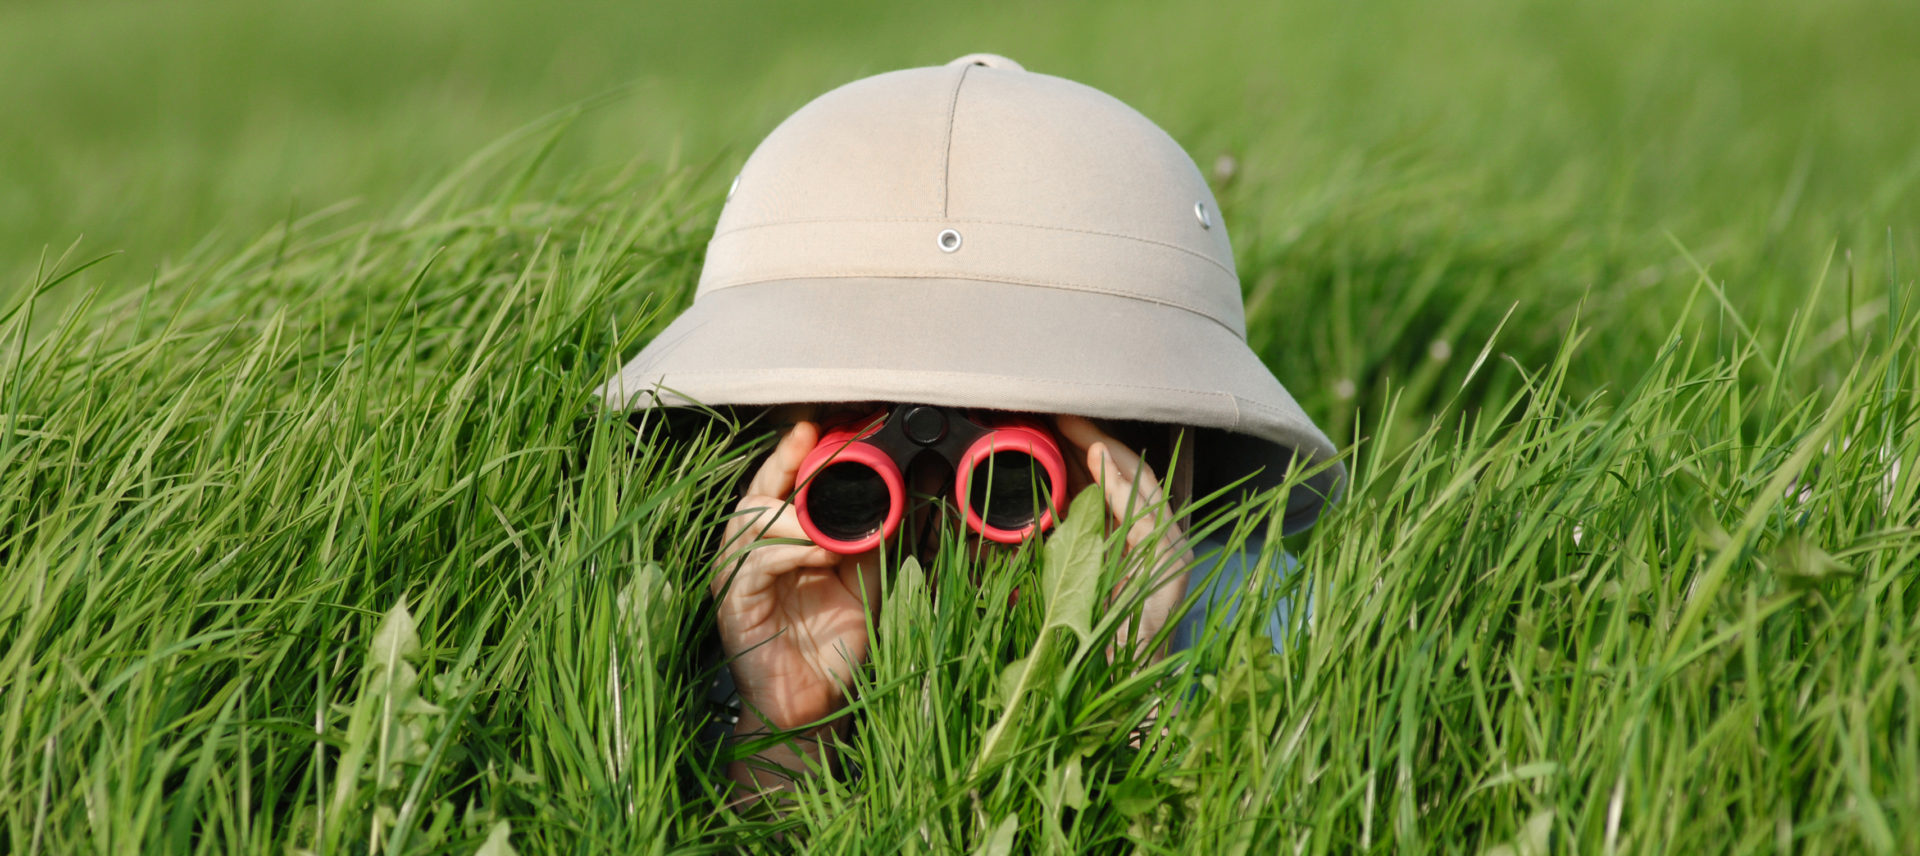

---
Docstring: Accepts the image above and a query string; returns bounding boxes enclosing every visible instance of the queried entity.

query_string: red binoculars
[793,404,1069,554]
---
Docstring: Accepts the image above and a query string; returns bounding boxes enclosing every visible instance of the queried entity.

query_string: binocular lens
[805,462,893,542]
[966,451,1045,531]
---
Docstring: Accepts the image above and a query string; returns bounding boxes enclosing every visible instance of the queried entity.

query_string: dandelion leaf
[993,655,1029,711]
[972,813,1019,856]
[1690,499,1732,553]
[1771,534,1855,584]
[370,599,421,666]
[1049,755,1089,812]
[1042,486,1107,646]
[1482,809,1554,856]
[475,820,518,856]
[881,555,929,650]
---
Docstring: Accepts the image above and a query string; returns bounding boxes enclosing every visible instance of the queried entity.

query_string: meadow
[2,0,1917,852]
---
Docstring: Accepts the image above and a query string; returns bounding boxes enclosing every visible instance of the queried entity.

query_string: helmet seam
[700,272,1246,337]
[939,63,972,220]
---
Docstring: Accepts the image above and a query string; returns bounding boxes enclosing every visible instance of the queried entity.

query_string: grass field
[3,0,1918,852]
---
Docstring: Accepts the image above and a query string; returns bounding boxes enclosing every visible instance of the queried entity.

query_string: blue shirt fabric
[1168,534,1298,654]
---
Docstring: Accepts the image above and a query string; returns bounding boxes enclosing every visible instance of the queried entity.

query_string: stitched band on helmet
[697,220,1246,334]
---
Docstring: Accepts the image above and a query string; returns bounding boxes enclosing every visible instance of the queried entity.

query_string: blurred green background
[5,0,1918,437]
[7,0,1916,282]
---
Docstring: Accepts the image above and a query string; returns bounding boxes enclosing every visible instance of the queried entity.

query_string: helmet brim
[598,275,1345,534]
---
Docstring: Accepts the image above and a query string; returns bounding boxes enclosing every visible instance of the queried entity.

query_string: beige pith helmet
[600,53,1345,533]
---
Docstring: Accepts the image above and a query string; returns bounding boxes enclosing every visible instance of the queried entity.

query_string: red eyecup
[954,418,1068,544]
[794,417,905,554]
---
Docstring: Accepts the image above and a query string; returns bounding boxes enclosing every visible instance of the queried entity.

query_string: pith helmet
[600,53,1344,532]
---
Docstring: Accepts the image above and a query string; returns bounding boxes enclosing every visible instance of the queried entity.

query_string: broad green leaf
[1471,761,1561,793]
[1770,534,1855,583]
[993,655,1030,711]
[370,599,421,666]
[475,820,518,856]
[895,554,927,599]
[1107,777,1165,818]
[972,813,1018,856]
[1482,810,1554,856]
[616,562,672,637]
[1041,486,1107,646]
[976,488,1110,770]
[882,555,929,647]
[1050,756,1088,812]
[1690,499,1732,553]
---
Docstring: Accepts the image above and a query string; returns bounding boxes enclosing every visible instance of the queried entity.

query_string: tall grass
[4,0,1919,851]
[2,124,1914,851]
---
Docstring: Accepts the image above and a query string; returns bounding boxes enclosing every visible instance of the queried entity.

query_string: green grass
[3,0,1918,852]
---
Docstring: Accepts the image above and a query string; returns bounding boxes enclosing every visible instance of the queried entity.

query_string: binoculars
[793,404,1069,554]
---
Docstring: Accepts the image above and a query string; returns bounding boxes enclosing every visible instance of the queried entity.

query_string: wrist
[725,708,850,797]
[733,705,852,749]
[732,678,853,733]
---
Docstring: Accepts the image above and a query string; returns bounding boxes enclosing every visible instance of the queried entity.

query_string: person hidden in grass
[596,54,1345,797]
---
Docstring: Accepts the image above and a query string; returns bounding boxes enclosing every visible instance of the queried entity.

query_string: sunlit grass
[2,131,1914,851]
[3,0,1919,851]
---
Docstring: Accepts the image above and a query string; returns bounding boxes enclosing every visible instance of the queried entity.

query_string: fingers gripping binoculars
[794,404,1069,554]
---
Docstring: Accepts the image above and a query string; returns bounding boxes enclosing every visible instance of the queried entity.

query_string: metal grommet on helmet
[1194,201,1211,229]
[937,229,963,253]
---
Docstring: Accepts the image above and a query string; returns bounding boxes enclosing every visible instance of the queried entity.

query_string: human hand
[1053,415,1194,657]
[713,421,882,733]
